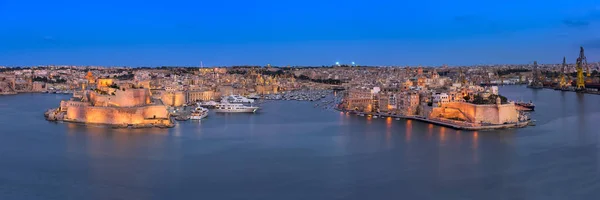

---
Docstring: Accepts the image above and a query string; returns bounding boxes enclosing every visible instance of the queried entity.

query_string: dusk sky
[1,0,600,66]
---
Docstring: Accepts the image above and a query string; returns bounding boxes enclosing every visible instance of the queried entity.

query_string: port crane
[528,61,544,88]
[559,57,568,88]
[533,61,540,82]
[575,47,588,90]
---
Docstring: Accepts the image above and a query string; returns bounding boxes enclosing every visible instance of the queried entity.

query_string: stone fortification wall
[430,102,518,124]
[430,107,470,121]
[496,104,519,124]
[90,88,151,107]
[112,89,150,107]
[161,91,186,107]
[65,102,169,125]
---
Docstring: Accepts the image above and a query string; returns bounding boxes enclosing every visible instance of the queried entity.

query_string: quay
[340,110,530,131]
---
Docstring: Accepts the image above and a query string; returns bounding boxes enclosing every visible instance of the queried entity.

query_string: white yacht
[247,94,261,99]
[190,106,209,120]
[198,101,218,108]
[224,95,255,104]
[214,100,259,113]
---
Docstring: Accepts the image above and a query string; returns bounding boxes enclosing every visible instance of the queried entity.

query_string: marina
[264,89,330,101]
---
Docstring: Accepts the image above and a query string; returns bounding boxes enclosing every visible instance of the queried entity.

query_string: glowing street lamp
[335,61,340,66]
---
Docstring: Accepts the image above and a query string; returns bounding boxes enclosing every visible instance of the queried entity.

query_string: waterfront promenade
[0,91,17,95]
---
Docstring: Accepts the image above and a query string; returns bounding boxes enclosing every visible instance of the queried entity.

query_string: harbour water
[1,85,599,200]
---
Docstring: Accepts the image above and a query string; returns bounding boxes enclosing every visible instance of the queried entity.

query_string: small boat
[515,101,535,111]
[247,94,261,99]
[198,101,218,108]
[528,120,537,126]
[373,115,378,119]
[175,115,190,121]
[190,106,209,120]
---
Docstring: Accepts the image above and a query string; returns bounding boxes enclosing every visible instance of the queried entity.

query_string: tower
[431,68,439,79]
[29,70,34,86]
[576,47,586,90]
[459,68,467,85]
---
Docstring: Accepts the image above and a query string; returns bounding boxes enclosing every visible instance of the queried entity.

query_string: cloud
[562,19,590,28]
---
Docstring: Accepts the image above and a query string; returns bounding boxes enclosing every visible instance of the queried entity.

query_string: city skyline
[1,0,600,66]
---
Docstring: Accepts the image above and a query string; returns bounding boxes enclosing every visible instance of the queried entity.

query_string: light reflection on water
[385,117,392,149]
[472,131,479,164]
[405,120,412,142]
[440,127,446,143]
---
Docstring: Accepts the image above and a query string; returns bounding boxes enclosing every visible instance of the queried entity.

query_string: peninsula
[45,73,173,128]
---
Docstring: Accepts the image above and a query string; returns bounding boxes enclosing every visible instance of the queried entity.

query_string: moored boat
[224,95,255,104]
[214,100,259,113]
[247,94,261,99]
[190,106,209,120]
[198,101,218,108]
[515,101,535,111]
[175,115,190,121]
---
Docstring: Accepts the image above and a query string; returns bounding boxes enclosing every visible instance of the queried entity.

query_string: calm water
[0,85,599,200]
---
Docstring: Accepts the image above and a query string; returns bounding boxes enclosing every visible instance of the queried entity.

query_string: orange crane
[559,57,568,88]
[575,47,587,89]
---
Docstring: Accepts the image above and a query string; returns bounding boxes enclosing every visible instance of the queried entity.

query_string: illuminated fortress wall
[429,102,519,125]
[64,88,169,125]
[90,88,151,107]
[161,91,186,107]
[65,103,170,125]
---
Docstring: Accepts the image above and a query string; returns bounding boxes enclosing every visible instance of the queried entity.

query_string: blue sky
[0,0,599,66]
